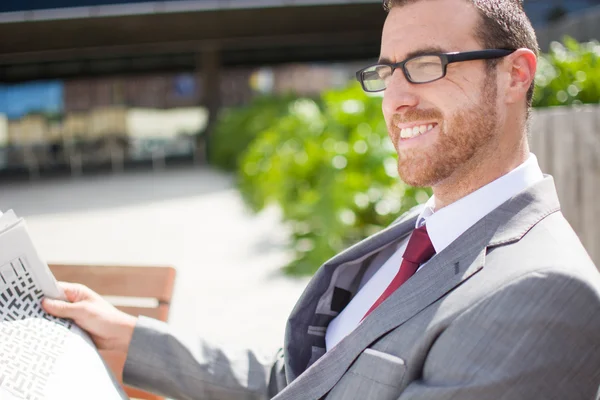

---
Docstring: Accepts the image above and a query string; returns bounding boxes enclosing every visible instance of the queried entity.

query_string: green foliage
[209,94,301,171]
[216,37,600,276]
[238,84,431,276]
[534,37,600,107]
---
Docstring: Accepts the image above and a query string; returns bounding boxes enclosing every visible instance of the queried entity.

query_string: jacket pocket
[326,348,406,400]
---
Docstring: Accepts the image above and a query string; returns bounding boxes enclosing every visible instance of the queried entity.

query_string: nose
[382,69,419,116]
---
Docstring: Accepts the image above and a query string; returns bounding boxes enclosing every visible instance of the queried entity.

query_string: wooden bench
[49,263,176,400]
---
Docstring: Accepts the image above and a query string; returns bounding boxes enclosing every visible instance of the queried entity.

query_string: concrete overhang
[0,0,386,82]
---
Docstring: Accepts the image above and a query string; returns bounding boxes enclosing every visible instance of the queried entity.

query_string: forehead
[381,0,482,59]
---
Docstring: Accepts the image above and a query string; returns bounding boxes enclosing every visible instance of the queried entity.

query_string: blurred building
[1,0,597,175]
[530,2,600,51]
[0,1,384,82]
[524,0,600,27]
[0,1,384,174]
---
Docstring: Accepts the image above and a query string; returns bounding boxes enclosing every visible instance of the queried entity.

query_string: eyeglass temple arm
[446,49,516,63]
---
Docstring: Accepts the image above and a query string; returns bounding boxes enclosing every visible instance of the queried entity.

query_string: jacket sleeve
[397,270,600,400]
[122,316,287,400]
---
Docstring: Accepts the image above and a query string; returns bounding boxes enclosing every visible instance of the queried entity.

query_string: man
[43,0,600,399]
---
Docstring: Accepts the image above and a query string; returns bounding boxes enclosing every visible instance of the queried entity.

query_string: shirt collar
[415,153,545,253]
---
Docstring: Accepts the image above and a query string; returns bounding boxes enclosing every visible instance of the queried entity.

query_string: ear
[503,48,537,105]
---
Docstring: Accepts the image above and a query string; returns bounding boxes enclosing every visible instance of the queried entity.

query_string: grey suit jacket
[123,176,600,400]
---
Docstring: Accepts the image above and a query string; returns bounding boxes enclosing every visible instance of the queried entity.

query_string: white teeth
[398,123,436,140]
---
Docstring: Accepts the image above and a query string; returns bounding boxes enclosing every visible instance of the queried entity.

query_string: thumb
[42,297,83,320]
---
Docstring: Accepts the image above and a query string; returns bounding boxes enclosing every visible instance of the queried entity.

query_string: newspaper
[0,210,127,400]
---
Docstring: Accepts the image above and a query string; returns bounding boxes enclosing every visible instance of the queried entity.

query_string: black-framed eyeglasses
[355,49,516,92]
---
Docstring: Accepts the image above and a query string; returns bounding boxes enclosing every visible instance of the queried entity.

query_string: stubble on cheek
[394,125,447,188]
[387,108,446,186]
[386,74,498,189]
[393,106,496,188]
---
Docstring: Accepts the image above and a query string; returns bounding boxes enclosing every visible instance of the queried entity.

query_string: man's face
[381,0,501,188]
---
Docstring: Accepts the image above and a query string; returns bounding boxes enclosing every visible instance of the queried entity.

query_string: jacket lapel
[325,205,426,267]
[283,206,424,383]
[276,176,561,400]
[275,218,488,400]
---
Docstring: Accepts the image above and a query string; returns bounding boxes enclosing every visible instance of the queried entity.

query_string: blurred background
[0,0,599,352]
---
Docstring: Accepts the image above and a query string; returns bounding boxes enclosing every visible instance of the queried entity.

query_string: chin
[397,163,448,188]
[398,169,434,188]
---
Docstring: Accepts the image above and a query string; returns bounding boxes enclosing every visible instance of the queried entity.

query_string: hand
[42,282,137,353]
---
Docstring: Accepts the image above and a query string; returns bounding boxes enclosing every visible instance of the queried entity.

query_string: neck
[432,131,529,211]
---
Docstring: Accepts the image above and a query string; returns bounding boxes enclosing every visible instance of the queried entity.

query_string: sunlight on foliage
[236,84,430,276]
[534,37,600,107]
[209,37,598,276]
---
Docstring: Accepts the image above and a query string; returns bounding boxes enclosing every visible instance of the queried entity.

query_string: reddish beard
[388,82,498,188]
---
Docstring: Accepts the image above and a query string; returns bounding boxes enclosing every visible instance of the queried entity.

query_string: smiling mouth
[398,123,437,139]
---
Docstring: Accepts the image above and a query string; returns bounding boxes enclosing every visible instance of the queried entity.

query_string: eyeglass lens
[361,55,445,91]
[404,55,444,83]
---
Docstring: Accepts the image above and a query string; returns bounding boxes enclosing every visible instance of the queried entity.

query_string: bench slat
[115,304,170,321]
[49,264,176,303]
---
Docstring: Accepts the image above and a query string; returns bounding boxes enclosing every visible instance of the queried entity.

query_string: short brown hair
[383,0,539,108]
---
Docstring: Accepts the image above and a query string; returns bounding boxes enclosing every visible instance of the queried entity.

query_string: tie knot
[403,225,436,265]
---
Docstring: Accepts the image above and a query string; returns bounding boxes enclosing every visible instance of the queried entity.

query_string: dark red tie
[362,225,436,320]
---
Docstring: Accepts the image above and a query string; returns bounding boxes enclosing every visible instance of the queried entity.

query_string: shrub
[215,37,599,276]
[238,84,431,276]
[209,94,301,171]
[534,37,600,107]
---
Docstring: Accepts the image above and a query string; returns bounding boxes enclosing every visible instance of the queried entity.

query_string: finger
[42,297,83,320]
[57,282,93,302]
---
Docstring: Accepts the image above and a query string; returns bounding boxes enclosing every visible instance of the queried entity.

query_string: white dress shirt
[325,153,545,351]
